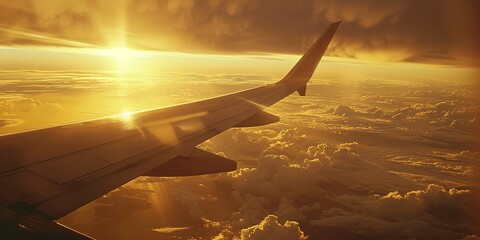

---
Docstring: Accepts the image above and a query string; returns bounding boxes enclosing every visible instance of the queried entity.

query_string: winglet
[278,21,341,95]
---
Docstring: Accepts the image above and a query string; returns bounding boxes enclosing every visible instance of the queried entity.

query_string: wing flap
[143,148,237,177]
[30,151,176,219]
[234,111,279,127]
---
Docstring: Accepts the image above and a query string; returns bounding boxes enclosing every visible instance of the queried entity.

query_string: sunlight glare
[110,47,133,71]
[89,47,150,72]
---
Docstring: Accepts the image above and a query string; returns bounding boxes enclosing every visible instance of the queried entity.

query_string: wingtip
[278,20,341,88]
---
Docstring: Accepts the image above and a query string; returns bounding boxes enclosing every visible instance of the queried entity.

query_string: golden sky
[0,0,479,68]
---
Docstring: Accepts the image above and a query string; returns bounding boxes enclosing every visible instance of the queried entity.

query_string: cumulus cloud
[188,132,477,239]
[333,104,357,116]
[238,215,307,240]
[302,143,332,170]
[373,184,471,220]
[332,142,359,161]
[330,104,385,119]
[312,184,477,239]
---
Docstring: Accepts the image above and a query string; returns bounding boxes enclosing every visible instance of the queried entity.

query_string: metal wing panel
[30,155,110,184]
[0,171,56,207]
[0,119,139,174]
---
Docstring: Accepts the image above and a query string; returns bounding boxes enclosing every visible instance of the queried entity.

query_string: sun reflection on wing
[117,110,137,130]
[121,111,132,120]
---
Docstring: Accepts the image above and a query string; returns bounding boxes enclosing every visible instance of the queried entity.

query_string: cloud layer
[1,68,478,239]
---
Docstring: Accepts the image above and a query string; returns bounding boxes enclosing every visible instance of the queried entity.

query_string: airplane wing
[0,21,341,239]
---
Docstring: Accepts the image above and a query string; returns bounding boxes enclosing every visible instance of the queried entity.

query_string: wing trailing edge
[143,148,237,177]
[234,110,279,127]
[0,210,94,240]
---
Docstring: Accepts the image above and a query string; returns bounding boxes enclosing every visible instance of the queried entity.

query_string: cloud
[0,97,41,112]
[302,143,332,170]
[333,104,357,116]
[238,215,307,240]
[391,102,459,122]
[332,142,359,161]
[445,150,480,162]
[463,235,480,240]
[208,134,477,239]
[0,119,23,127]
[151,226,192,233]
[450,118,480,132]
[170,188,203,219]
[311,184,477,239]
[374,184,472,220]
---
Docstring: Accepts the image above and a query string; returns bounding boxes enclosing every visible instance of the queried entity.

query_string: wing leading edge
[0,21,341,239]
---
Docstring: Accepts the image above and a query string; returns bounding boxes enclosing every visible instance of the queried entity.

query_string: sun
[110,47,133,70]
[90,46,150,72]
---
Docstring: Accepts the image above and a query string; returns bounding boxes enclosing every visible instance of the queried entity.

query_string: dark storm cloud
[0,0,479,66]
